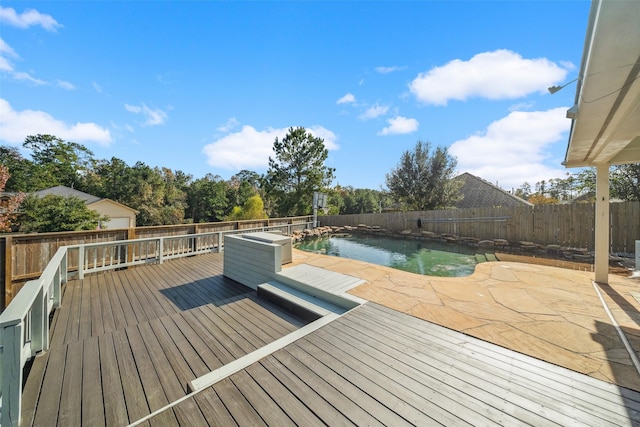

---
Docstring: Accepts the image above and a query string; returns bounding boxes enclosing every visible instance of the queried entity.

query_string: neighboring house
[453,172,532,209]
[34,186,138,229]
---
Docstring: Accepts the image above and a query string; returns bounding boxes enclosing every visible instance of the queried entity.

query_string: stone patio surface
[289,248,640,392]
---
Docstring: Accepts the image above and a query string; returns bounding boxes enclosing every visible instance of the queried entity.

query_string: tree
[265,127,335,216]
[331,186,386,214]
[185,174,229,222]
[528,193,559,205]
[610,164,640,201]
[23,134,95,190]
[514,182,532,200]
[18,194,105,232]
[82,157,136,202]
[157,167,189,225]
[0,166,25,232]
[227,170,262,210]
[385,141,461,210]
[572,164,639,201]
[0,146,33,192]
[225,195,268,221]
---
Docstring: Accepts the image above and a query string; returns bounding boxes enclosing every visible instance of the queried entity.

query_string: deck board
[360,303,640,424]
[99,333,129,426]
[211,377,268,426]
[230,369,298,426]
[162,301,640,427]
[192,388,239,426]
[58,340,83,426]
[81,336,105,427]
[89,275,104,337]
[113,328,150,422]
[21,252,640,426]
[315,313,534,426]
[96,273,116,334]
[22,252,309,426]
[259,356,364,426]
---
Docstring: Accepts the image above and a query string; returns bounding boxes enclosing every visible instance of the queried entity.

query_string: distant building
[34,186,138,229]
[453,172,532,209]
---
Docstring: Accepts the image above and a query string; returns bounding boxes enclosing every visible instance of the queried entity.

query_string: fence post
[158,238,164,264]
[1,321,23,427]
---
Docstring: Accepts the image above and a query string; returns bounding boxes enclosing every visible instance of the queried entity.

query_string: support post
[594,163,610,284]
[313,204,318,228]
[78,245,85,280]
[1,322,23,427]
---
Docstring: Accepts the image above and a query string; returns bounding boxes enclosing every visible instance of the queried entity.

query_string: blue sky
[0,1,591,191]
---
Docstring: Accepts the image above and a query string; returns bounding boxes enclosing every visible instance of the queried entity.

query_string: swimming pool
[295,234,491,277]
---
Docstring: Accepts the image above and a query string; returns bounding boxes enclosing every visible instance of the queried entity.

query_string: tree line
[1,131,637,233]
[1,129,374,232]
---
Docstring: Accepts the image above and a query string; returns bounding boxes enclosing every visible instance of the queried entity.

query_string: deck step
[257,281,347,322]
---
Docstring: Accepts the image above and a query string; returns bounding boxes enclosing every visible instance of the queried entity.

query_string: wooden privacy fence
[319,202,640,254]
[0,216,312,311]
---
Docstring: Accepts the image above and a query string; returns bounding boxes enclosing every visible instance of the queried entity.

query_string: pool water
[295,234,484,277]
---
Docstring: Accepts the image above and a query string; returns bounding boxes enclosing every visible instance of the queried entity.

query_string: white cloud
[0,6,62,32]
[378,116,419,135]
[57,80,75,90]
[409,49,569,105]
[449,107,570,189]
[0,98,112,146]
[11,71,46,85]
[217,117,239,132]
[0,38,47,85]
[375,66,407,74]
[124,103,168,126]
[336,93,356,104]
[0,38,17,59]
[203,125,338,170]
[359,103,389,120]
[306,126,339,150]
[92,82,103,94]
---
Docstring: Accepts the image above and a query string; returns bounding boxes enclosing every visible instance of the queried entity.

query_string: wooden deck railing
[1,216,313,310]
[0,222,311,426]
[0,247,66,427]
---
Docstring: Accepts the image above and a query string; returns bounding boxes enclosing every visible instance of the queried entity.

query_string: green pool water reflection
[295,234,483,277]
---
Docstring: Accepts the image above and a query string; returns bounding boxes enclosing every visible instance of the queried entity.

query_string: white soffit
[564,0,640,168]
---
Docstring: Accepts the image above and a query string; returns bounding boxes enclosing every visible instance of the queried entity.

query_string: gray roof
[454,172,532,209]
[34,186,102,205]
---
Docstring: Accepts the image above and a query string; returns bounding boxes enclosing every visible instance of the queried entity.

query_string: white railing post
[78,245,85,280]
[158,238,164,264]
[1,322,23,427]
[53,254,64,309]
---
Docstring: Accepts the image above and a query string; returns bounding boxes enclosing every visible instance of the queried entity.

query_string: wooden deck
[20,253,308,426]
[19,252,640,426]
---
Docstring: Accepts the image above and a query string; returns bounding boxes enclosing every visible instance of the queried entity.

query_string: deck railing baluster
[0,220,313,426]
